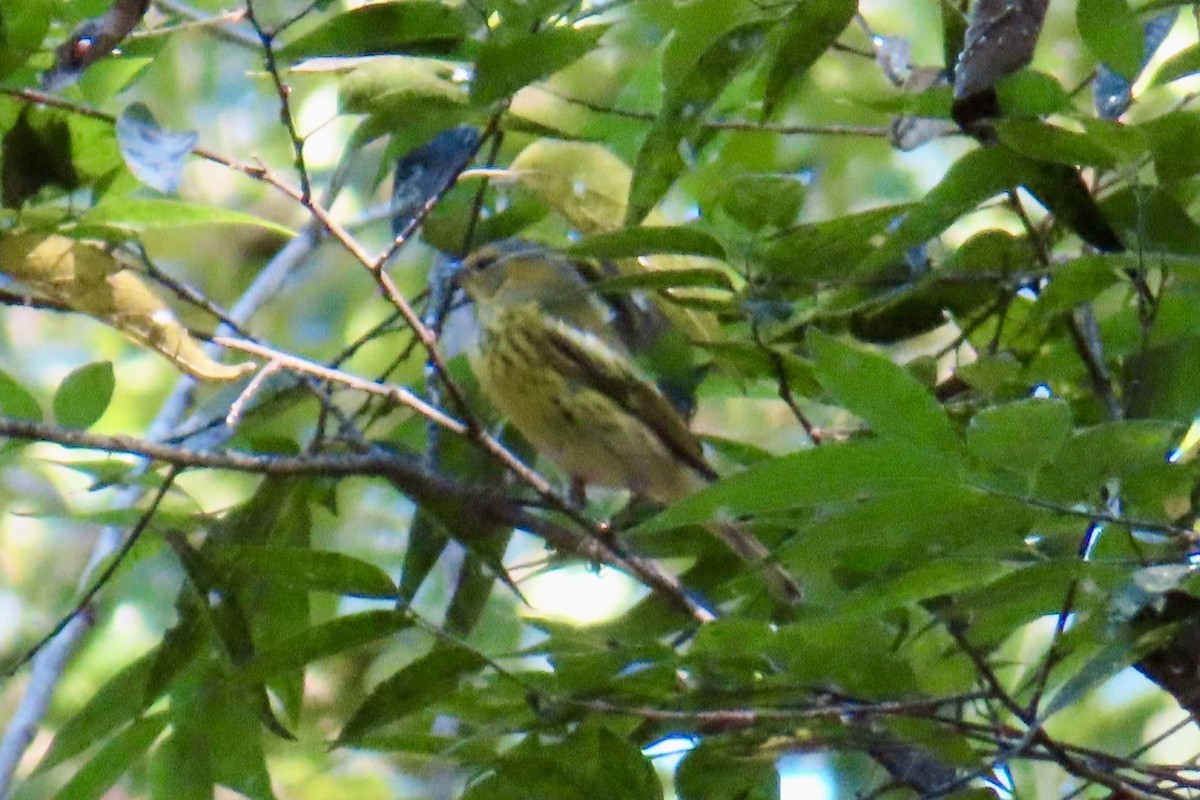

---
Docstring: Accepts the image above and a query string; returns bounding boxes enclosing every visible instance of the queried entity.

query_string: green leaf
[994,70,1074,117]
[398,507,452,602]
[37,650,160,773]
[0,367,42,422]
[471,25,607,106]
[208,545,398,599]
[443,529,519,638]
[1023,162,1123,252]
[967,399,1073,481]
[277,1,467,59]
[761,204,914,287]
[1077,0,1144,79]
[627,21,769,224]
[1080,117,1149,167]
[51,458,146,491]
[566,226,727,261]
[1034,254,1125,314]
[338,644,488,742]
[836,560,1013,618]
[148,728,212,800]
[1103,186,1200,254]
[1142,111,1200,182]
[701,341,821,397]
[777,486,1039,578]
[866,146,1121,265]
[51,713,169,800]
[170,542,259,668]
[675,740,776,800]
[465,767,590,800]
[186,667,276,800]
[1153,41,1200,85]
[861,147,1031,270]
[241,610,411,680]
[590,267,734,294]
[1036,420,1179,504]
[0,0,52,80]
[1126,335,1200,420]
[995,120,1117,169]
[53,361,114,429]
[79,199,296,238]
[463,727,662,800]
[885,717,979,772]
[718,173,807,232]
[855,83,954,117]
[633,439,959,535]
[338,57,467,118]
[761,0,856,118]
[810,331,961,457]
[1041,634,1142,719]
[145,608,209,704]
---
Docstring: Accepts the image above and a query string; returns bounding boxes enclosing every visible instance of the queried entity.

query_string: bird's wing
[536,312,717,483]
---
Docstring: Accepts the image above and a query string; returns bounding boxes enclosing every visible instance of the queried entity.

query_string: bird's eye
[467,250,502,273]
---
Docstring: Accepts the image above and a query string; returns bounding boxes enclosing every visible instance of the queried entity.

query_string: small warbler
[458,240,802,606]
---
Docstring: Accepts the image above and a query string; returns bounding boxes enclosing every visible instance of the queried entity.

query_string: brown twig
[243,0,311,200]
[0,415,713,623]
[1,467,180,677]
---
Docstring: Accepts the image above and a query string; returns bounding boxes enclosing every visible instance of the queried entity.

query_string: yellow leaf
[509,139,630,234]
[0,234,255,382]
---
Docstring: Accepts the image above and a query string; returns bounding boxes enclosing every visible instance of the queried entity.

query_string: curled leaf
[0,234,254,381]
[116,103,199,193]
[508,139,630,235]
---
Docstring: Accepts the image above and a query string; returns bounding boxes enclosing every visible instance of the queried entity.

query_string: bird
[456,239,803,607]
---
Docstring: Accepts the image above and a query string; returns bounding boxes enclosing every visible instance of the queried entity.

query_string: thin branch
[539,88,893,137]
[213,336,564,505]
[153,0,258,46]
[552,693,982,728]
[942,623,1173,800]
[0,416,713,623]
[216,335,469,437]
[749,321,821,445]
[1065,307,1124,420]
[0,290,70,313]
[243,0,311,200]
[2,468,180,677]
[976,486,1195,541]
[1,87,474,424]
[0,612,92,793]
[210,336,715,622]
[0,176,320,796]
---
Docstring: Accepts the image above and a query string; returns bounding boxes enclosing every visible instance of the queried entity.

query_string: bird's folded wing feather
[535,313,718,483]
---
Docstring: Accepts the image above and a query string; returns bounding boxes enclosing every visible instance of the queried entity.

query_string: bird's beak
[447,258,470,287]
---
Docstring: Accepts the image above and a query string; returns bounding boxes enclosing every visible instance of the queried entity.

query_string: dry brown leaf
[0,233,255,381]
